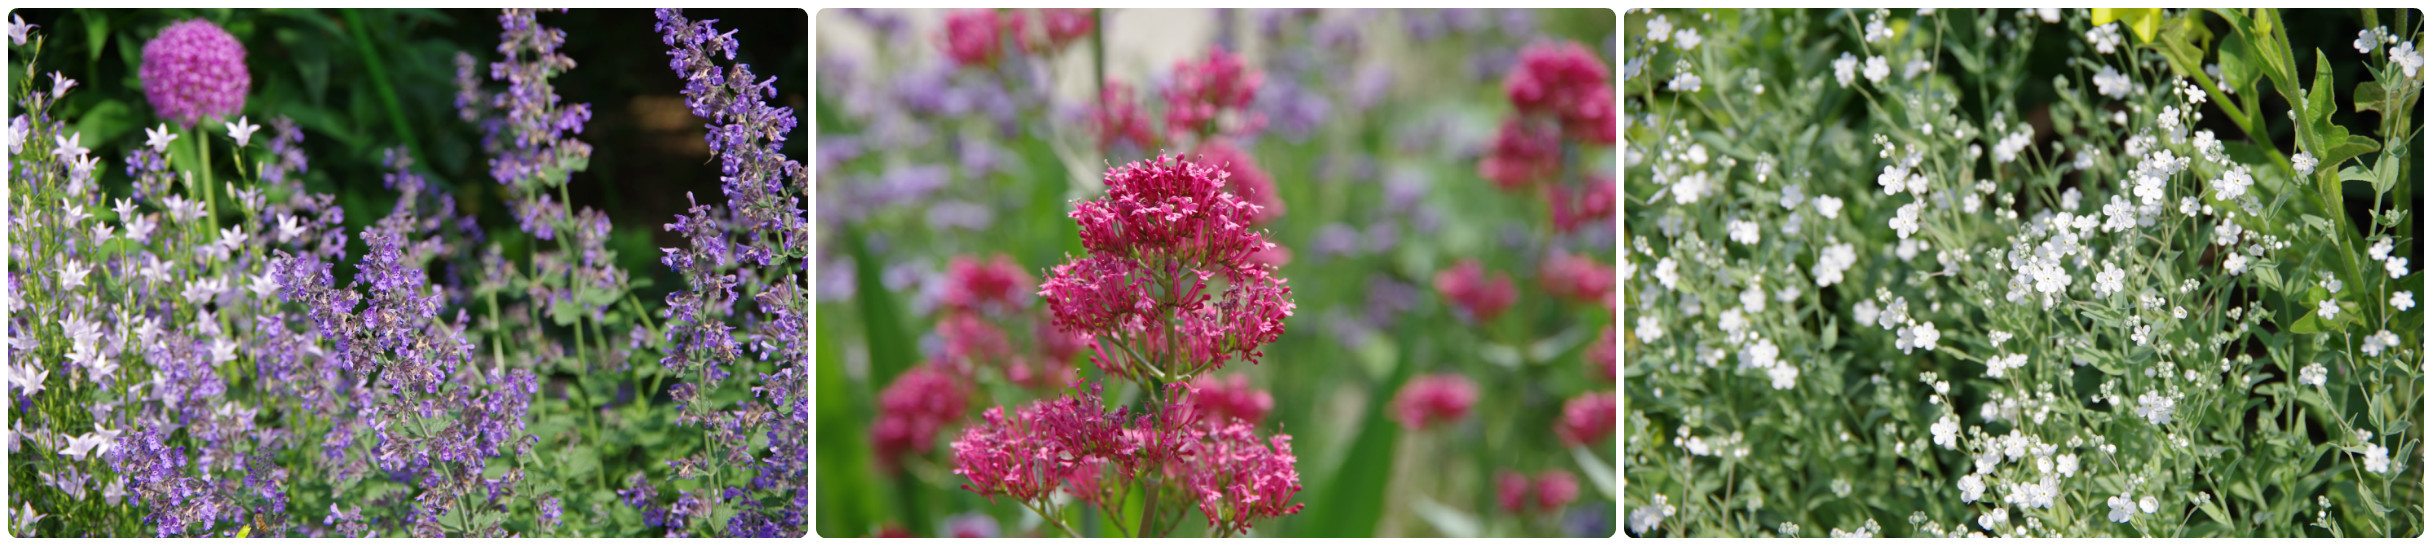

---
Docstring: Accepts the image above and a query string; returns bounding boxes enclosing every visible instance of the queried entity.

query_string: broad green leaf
[2317,134,2380,175]
[2218,30,2259,97]
[1297,322,1417,537]
[2122,8,2163,42]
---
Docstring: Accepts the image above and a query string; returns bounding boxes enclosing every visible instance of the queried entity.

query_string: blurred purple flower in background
[139,19,249,128]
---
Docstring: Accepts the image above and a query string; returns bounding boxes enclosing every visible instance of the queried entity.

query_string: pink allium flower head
[1505,40,1616,144]
[1191,373,1275,426]
[1163,46,1264,138]
[1044,154,1294,376]
[140,19,251,128]
[873,366,968,470]
[1478,118,1564,192]
[1535,470,1580,512]
[1538,251,1615,308]
[1556,391,1618,447]
[941,254,1033,312]
[1496,469,1533,513]
[1589,325,1616,381]
[1434,259,1517,324]
[1390,373,1479,430]
[1196,138,1284,225]
[1088,81,1160,153]
[1548,175,1617,234]
[941,9,1011,67]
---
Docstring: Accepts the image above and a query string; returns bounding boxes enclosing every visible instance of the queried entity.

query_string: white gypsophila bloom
[2125,133,2154,158]
[1655,257,1680,289]
[2225,252,2249,275]
[2093,65,2132,99]
[1890,202,1923,239]
[1957,473,1984,502]
[1815,242,1859,287]
[1979,507,2008,531]
[1673,171,1709,204]
[2393,291,2416,311]
[1895,238,1922,262]
[2386,256,2409,279]
[1833,52,1859,86]
[2031,261,2072,295]
[1687,143,1709,164]
[1910,321,1940,352]
[1776,284,1801,303]
[2086,23,2124,54]
[2357,27,2384,54]
[2192,130,2223,162]
[1992,129,2032,164]
[1742,336,1780,370]
[1989,330,2012,346]
[1814,194,1844,219]
[1676,28,1702,50]
[2298,363,2328,386]
[2108,493,2137,523]
[1669,71,1703,92]
[2318,298,2340,320]
[1741,284,1767,313]
[2136,390,2176,425]
[1720,308,1747,336]
[2292,152,2318,175]
[1628,494,1675,535]
[1986,353,2026,378]
[1728,219,1761,245]
[1769,363,1800,390]
[2364,443,2391,473]
[2094,261,2126,296]
[1865,19,1890,43]
[1780,184,1805,210]
[2215,222,2244,247]
[1649,15,1673,41]
[2056,453,2078,477]
[2213,166,2253,201]
[1637,314,1667,342]
[1878,164,1910,195]
[1863,55,1890,83]
[2370,237,2394,261]
[2393,41,2422,78]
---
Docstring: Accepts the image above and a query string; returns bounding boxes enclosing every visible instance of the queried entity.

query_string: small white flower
[2292,152,2318,176]
[53,131,87,164]
[1654,257,1680,289]
[2108,493,2136,523]
[2086,23,2124,54]
[2056,453,2079,477]
[2139,496,2159,514]
[2359,28,2386,54]
[145,123,179,152]
[1672,171,1710,205]
[2392,41,2422,78]
[59,260,90,290]
[1813,194,1844,220]
[2386,256,2409,279]
[2318,299,2339,320]
[1908,321,1940,352]
[2225,253,2249,275]
[1728,219,1761,245]
[225,116,262,148]
[1779,184,1805,210]
[2214,222,2244,247]
[8,14,31,46]
[2364,330,2400,358]
[1865,19,1891,43]
[7,358,47,398]
[1889,202,1922,239]
[1932,415,1961,448]
[210,337,240,365]
[2363,443,2391,473]
[1978,507,2008,531]
[2213,166,2253,201]
[1628,494,1675,535]
[2094,261,2126,296]
[1863,55,1890,83]
[2370,237,2394,261]
[2298,363,2328,386]
[1740,284,1767,314]
[1669,71,1703,92]
[2037,8,2060,23]
[2392,291,2415,311]
[1768,363,1800,390]
[1675,28,1702,50]
[1648,15,1673,42]
[1957,472,1985,502]
[2093,66,2132,99]
[2135,390,2176,425]
[1833,52,1859,87]
[248,272,281,299]
[275,213,308,244]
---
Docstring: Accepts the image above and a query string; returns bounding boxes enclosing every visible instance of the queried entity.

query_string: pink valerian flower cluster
[1088,81,1161,155]
[1193,138,1284,225]
[949,382,1302,535]
[941,9,1097,67]
[1547,174,1616,234]
[1556,391,1617,447]
[1589,326,1617,381]
[1163,47,1266,140]
[1391,373,1479,430]
[1478,117,1563,191]
[1504,41,1616,144]
[931,254,1085,390]
[1190,373,1275,426]
[1496,469,1581,514]
[1538,251,1615,308]
[1434,259,1517,324]
[138,19,250,128]
[872,366,969,470]
[1040,154,1295,380]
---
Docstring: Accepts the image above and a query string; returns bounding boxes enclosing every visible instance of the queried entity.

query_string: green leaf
[2301,214,2332,236]
[2218,29,2259,97]
[2115,8,2164,42]
[83,10,109,63]
[1409,495,1482,538]
[814,308,876,537]
[1572,446,1618,499]
[1298,322,1417,537]
[2317,134,2380,175]
[842,223,916,386]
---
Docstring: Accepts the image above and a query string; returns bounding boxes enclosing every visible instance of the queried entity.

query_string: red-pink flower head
[141,19,251,129]
[1496,469,1532,513]
[1538,251,1615,308]
[1478,118,1563,192]
[1035,317,1093,364]
[1589,326,1616,381]
[1505,40,1615,144]
[1089,81,1160,153]
[942,254,1033,313]
[950,381,1133,503]
[1191,373,1275,426]
[1196,138,1284,225]
[1043,155,1294,377]
[1555,391,1617,447]
[873,366,968,470]
[1390,373,1478,430]
[1534,470,1580,512]
[1181,421,1305,534]
[1547,175,1616,234]
[1163,46,1264,139]
[1434,259,1517,324]
[941,9,1013,67]
[1037,9,1095,52]
[937,311,1013,370]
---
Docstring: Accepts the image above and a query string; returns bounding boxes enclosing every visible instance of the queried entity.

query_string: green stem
[341,10,424,165]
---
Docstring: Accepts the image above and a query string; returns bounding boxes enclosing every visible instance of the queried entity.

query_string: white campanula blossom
[2392,291,2415,311]
[1890,202,1922,239]
[1863,55,1890,83]
[225,115,262,148]
[144,123,179,152]
[2392,41,2422,78]
[1833,52,1859,86]
[2292,152,2318,175]
[53,131,88,165]
[2093,65,2132,99]
[2298,363,2328,386]
[59,259,90,290]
